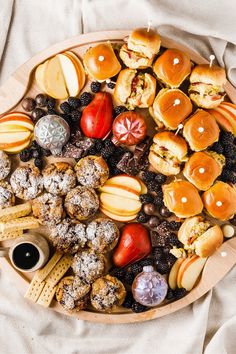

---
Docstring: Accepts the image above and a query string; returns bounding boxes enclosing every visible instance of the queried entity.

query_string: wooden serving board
[0,30,236,324]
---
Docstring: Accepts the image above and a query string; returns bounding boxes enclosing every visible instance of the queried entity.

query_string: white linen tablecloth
[1,1,236,353]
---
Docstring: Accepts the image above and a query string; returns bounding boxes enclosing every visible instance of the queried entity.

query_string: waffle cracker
[0,230,23,241]
[37,283,57,307]
[45,254,73,287]
[0,217,39,233]
[24,276,45,303]
[0,203,31,222]
[34,252,63,282]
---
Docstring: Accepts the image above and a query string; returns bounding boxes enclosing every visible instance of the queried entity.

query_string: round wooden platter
[0,30,236,324]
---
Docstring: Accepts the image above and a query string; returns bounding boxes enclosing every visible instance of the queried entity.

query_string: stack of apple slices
[0,112,34,153]
[35,51,86,99]
[209,102,236,136]
[99,174,147,222]
[169,255,207,292]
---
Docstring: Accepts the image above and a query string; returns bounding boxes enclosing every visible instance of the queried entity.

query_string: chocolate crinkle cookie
[86,218,120,253]
[56,276,90,312]
[0,151,11,180]
[43,162,77,196]
[0,181,15,209]
[10,165,43,200]
[32,192,65,226]
[50,218,87,254]
[75,155,109,188]
[72,249,106,283]
[64,186,99,220]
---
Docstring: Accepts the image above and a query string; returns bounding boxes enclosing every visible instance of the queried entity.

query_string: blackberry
[19,148,32,162]
[225,159,236,169]
[80,92,93,106]
[136,211,150,223]
[166,253,176,267]
[47,109,58,115]
[61,114,72,127]
[166,288,175,300]
[101,146,115,159]
[41,148,51,157]
[210,142,224,154]
[122,292,135,309]
[156,261,170,275]
[34,158,44,169]
[153,196,164,207]
[95,139,104,152]
[124,272,135,285]
[104,139,114,148]
[220,168,232,182]
[224,144,236,159]
[71,110,82,123]
[229,174,236,184]
[60,102,71,114]
[174,288,187,300]
[112,267,125,279]
[167,233,180,246]
[114,105,127,117]
[139,258,153,267]
[129,263,143,275]
[152,247,164,261]
[32,149,41,158]
[107,81,115,89]
[139,193,154,204]
[155,173,167,185]
[168,221,182,231]
[86,146,98,156]
[111,167,123,176]
[31,140,40,149]
[220,131,235,146]
[46,97,56,109]
[155,189,163,198]
[68,97,81,109]
[147,180,157,192]
[131,301,147,313]
[142,170,156,183]
[90,81,101,93]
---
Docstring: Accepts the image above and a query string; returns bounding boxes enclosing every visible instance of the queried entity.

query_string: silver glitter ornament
[34,115,70,155]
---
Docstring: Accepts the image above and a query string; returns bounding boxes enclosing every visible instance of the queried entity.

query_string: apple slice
[65,51,86,89]
[209,109,234,134]
[0,113,34,131]
[0,131,31,149]
[177,256,207,291]
[57,53,80,97]
[106,175,142,194]
[35,60,49,93]
[100,207,137,222]
[99,184,139,200]
[100,202,138,217]
[168,258,185,290]
[139,179,148,194]
[0,124,30,132]
[44,57,68,99]
[214,105,236,136]
[100,192,142,215]
[4,139,31,153]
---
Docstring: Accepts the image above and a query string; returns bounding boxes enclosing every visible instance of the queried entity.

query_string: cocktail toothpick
[173,58,180,65]
[209,54,215,68]
[147,20,152,32]
[175,123,183,135]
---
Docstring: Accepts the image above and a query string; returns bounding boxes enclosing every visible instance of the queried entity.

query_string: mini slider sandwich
[183,109,220,151]
[114,68,156,110]
[119,27,161,69]
[189,64,226,109]
[178,216,224,258]
[202,181,236,221]
[153,48,192,88]
[150,88,193,129]
[148,131,188,176]
[83,43,121,81]
[183,151,225,191]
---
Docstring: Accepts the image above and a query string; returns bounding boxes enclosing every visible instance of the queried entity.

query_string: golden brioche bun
[128,28,161,59]
[202,181,236,221]
[119,44,153,69]
[162,180,203,218]
[151,88,192,129]
[152,131,188,161]
[114,68,156,109]
[190,64,226,86]
[183,109,220,151]
[178,216,223,257]
[183,151,224,191]
[153,48,191,88]
[83,43,121,81]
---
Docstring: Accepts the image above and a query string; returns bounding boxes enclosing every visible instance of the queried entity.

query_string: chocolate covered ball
[35,93,48,107]
[21,97,36,112]
[148,216,160,229]
[32,108,45,122]
[143,203,156,216]
[159,206,172,218]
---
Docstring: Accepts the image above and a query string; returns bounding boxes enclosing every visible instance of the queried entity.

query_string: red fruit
[80,92,113,139]
[113,223,151,267]
[112,111,147,146]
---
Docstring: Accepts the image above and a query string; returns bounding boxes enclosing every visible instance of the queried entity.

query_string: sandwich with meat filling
[188,64,226,109]
[114,68,156,110]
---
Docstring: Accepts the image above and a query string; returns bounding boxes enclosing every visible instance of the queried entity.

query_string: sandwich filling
[126,73,150,109]
[189,82,225,101]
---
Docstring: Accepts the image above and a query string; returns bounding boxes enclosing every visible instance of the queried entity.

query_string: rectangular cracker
[45,254,73,287]
[0,203,31,222]
[34,252,63,282]
[24,276,45,303]
[0,230,23,241]
[0,216,40,233]
[37,283,57,307]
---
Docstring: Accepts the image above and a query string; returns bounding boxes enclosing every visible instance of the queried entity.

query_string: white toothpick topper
[173,58,180,65]
[173,99,181,106]
[98,55,105,62]
[198,126,204,133]
[106,79,111,83]
[175,123,183,135]
[199,167,205,174]
[209,54,215,68]
[181,197,187,203]
[216,200,222,207]
[147,19,152,32]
